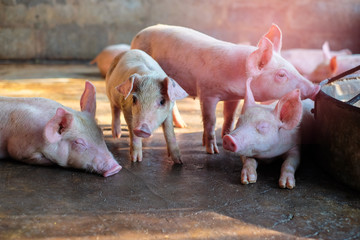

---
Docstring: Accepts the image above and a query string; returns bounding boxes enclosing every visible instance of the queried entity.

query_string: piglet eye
[132,96,137,105]
[75,138,86,147]
[256,122,270,134]
[159,97,166,106]
[276,70,288,83]
[73,138,87,151]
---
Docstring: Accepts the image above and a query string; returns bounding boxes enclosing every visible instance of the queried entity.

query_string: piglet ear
[322,41,331,60]
[273,89,302,130]
[116,74,138,100]
[247,37,273,76]
[241,77,256,114]
[164,77,188,102]
[330,56,338,74]
[263,24,282,53]
[44,108,73,143]
[80,81,96,118]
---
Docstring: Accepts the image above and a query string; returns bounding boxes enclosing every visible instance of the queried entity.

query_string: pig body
[223,77,313,189]
[0,81,121,177]
[106,49,188,163]
[282,41,351,79]
[91,44,131,77]
[131,24,320,154]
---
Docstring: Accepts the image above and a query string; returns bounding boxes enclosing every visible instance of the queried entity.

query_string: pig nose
[103,164,122,177]
[223,135,238,152]
[133,123,152,138]
[309,84,321,100]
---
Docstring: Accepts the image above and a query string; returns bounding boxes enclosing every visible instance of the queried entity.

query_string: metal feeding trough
[314,65,360,190]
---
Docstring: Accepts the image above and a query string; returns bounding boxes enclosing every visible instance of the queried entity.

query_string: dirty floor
[0,63,359,240]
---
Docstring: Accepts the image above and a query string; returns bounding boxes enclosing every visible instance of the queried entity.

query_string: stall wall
[1,0,359,60]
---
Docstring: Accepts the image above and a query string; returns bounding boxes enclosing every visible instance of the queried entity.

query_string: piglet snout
[223,134,238,152]
[103,164,122,177]
[133,123,151,138]
[309,84,321,100]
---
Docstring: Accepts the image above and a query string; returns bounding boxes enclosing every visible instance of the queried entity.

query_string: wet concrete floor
[0,63,359,239]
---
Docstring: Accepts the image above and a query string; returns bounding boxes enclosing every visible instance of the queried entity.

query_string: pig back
[132,24,253,98]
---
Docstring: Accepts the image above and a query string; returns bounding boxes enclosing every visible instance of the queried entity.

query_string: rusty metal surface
[0,64,359,240]
[315,78,360,190]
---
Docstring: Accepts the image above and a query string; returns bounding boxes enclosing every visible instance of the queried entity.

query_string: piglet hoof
[173,118,187,128]
[205,142,219,154]
[112,127,121,139]
[241,168,257,185]
[279,175,296,189]
[204,138,219,154]
[172,156,183,165]
[130,149,143,162]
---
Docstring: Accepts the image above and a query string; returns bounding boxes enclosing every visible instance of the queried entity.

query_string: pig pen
[0,63,359,239]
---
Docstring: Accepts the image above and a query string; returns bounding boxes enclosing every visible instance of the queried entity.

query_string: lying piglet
[132,24,320,154]
[106,49,188,163]
[223,77,311,189]
[0,81,122,177]
[91,44,131,77]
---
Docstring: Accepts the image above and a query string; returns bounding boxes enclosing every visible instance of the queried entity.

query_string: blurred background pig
[223,78,315,189]
[282,41,352,83]
[131,24,320,154]
[106,49,188,163]
[90,44,131,77]
[0,81,122,177]
[310,54,360,83]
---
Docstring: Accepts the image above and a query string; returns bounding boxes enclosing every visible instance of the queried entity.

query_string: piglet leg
[222,100,240,137]
[162,113,182,164]
[123,109,143,162]
[172,102,187,128]
[241,156,258,184]
[130,135,143,162]
[201,96,219,154]
[279,146,300,189]
[110,103,121,138]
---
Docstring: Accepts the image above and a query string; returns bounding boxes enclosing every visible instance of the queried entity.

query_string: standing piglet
[91,44,131,77]
[223,78,313,189]
[131,24,320,154]
[0,81,122,177]
[106,49,188,163]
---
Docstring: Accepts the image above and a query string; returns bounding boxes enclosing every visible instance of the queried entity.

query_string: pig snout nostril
[133,123,152,138]
[223,135,237,152]
[103,164,122,177]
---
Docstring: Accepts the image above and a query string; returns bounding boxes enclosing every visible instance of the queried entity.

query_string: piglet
[106,49,188,163]
[0,81,122,177]
[131,24,320,154]
[91,44,131,77]
[223,77,310,189]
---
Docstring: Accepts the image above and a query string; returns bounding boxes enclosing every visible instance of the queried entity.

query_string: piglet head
[223,87,302,159]
[43,81,121,177]
[246,24,320,101]
[116,74,187,138]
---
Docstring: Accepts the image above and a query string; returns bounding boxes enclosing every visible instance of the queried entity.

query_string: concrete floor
[0,63,359,240]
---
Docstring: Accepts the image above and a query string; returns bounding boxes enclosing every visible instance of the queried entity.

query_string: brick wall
[1,0,359,60]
